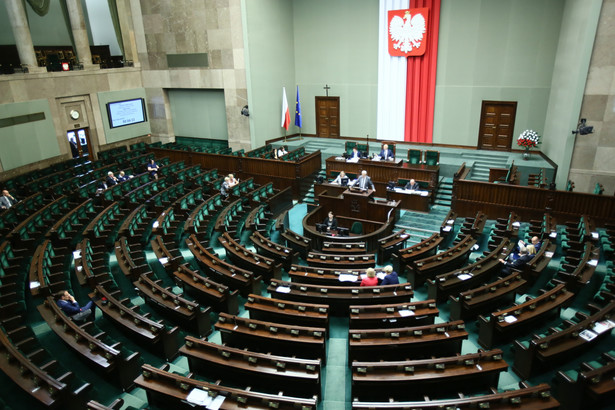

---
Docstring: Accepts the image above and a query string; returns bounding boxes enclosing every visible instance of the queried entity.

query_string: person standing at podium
[353,170,375,191]
[322,211,338,231]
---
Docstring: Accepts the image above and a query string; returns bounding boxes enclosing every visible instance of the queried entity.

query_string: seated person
[228,173,239,187]
[379,144,394,161]
[520,236,542,252]
[54,290,96,323]
[347,147,361,162]
[322,211,338,231]
[405,178,420,190]
[0,189,18,210]
[332,171,349,186]
[277,145,289,158]
[147,159,159,180]
[360,268,379,287]
[96,180,108,193]
[380,265,399,285]
[499,246,533,275]
[353,170,375,191]
[106,171,118,186]
[220,177,231,198]
[511,237,541,260]
[116,171,128,182]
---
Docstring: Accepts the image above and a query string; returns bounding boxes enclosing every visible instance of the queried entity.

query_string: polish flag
[281,87,290,130]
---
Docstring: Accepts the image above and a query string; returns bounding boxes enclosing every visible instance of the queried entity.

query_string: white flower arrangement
[517,129,540,148]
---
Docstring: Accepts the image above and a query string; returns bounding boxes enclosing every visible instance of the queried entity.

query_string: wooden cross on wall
[323,84,331,97]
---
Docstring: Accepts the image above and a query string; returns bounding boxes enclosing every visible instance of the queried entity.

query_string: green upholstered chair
[345,142,357,155]
[594,183,604,195]
[408,149,422,164]
[350,221,363,235]
[424,150,440,166]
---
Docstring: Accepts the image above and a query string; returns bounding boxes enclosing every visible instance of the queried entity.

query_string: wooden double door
[477,101,517,150]
[315,97,340,138]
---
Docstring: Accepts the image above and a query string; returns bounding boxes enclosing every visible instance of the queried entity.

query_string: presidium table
[323,156,439,212]
[303,186,401,251]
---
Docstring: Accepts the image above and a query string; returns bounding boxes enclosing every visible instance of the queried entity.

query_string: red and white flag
[281,87,290,130]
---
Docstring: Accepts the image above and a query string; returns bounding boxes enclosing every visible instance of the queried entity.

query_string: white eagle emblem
[389,11,426,53]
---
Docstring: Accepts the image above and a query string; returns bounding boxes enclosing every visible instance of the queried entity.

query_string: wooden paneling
[147,148,321,200]
[315,97,340,138]
[452,177,615,225]
[478,101,517,151]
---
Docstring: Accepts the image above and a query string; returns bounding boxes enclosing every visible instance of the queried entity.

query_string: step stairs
[395,208,450,245]
[434,177,453,207]
[300,169,327,205]
[469,158,509,181]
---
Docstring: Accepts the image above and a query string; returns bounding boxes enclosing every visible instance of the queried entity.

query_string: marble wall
[569,0,615,194]
[138,0,250,150]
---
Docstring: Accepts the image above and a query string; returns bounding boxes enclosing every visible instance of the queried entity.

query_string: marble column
[65,0,97,69]
[4,0,46,73]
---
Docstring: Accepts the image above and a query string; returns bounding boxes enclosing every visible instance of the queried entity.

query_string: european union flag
[294,86,302,128]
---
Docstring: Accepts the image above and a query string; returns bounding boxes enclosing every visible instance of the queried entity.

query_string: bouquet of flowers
[517,130,540,149]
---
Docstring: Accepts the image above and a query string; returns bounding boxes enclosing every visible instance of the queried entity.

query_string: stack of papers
[186,389,226,409]
[398,309,415,317]
[592,320,615,334]
[579,329,598,342]
[338,274,358,282]
[276,286,291,293]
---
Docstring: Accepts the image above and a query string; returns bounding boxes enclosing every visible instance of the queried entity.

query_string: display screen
[107,98,147,128]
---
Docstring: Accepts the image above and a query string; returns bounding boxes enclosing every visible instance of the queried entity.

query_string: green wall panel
[293,0,378,139]
[168,89,228,140]
[433,0,564,147]
[243,0,296,147]
[0,99,60,171]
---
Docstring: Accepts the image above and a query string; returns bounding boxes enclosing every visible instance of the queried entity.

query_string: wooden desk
[386,189,431,212]
[352,349,507,401]
[325,156,439,193]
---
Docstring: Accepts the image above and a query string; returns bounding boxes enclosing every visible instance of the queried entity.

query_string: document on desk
[592,320,615,334]
[338,274,358,282]
[579,329,598,342]
[276,286,291,293]
[398,309,414,317]
[186,388,212,406]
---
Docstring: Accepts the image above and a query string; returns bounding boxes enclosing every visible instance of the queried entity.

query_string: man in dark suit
[54,290,96,323]
[405,179,420,190]
[499,247,533,275]
[379,144,394,161]
[0,190,17,209]
[106,171,118,186]
[520,236,542,251]
[347,146,361,162]
[353,170,375,191]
